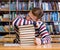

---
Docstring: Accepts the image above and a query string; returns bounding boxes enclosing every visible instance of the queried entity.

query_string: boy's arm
[39,22,51,44]
[12,17,33,27]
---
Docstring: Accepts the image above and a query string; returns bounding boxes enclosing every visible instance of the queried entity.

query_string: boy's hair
[31,8,44,19]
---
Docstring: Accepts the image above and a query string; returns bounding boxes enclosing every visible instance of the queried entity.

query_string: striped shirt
[12,16,51,44]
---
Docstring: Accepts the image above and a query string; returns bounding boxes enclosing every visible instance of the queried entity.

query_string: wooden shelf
[0,10,30,12]
[42,0,60,2]
[11,0,28,2]
[0,0,9,2]
[10,31,15,33]
[1,20,60,23]
[10,10,30,12]
[18,0,39,2]
[51,38,60,43]
[0,31,15,33]
[4,34,16,38]
[0,38,15,43]
[0,21,10,22]
[0,32,9,33]
[0,8,9,12]
[51,35,60,38]
[1,10,60,12]
[42,21,53,23]
[41,20,60,23]
[43,10,60,12]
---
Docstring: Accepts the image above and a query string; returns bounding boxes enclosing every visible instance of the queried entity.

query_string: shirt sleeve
[38,22,51,44]
[12,17,33,27]
[39,22,49,38]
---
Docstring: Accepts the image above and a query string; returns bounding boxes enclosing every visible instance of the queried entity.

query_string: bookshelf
[0,0,60,44]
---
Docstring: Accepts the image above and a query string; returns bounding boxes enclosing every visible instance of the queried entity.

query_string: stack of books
[2,14,10,21]
[0,34,16,43]
[18,25,35,45]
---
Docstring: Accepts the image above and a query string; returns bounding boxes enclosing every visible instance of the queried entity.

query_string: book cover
[49,25,53,33]
[4,26,9,32]
[0,26,5,32]
[58,2,60,10]
[58,12,60,22]
[18,2,22,10]
[0,16,2,21]
[22,2,28,10]
[48,2,52,10]
[45,2,49,10]
[58,22,60,32]
[10,2,16,11]
[52,12,58,22]
[42,2,49,10]
[42,13,46,22]
[54,22,59,33]
[42,2,46,10]
[28,0,34,10]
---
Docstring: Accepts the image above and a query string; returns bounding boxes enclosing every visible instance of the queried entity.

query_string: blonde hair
[31,8,44,19]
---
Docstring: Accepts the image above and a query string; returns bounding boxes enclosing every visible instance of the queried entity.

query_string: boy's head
[26,8,44,21]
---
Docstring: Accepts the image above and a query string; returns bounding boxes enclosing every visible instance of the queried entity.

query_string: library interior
[0,0,60,50]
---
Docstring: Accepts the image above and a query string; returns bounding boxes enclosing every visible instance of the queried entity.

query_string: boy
[12,8,51,45]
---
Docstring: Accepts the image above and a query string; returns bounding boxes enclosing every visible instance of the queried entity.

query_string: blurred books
[0,34,16,43]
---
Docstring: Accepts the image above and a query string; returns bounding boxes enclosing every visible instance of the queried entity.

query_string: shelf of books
[0,0,60,44]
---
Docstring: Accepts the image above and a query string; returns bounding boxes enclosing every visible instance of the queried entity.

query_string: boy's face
[26,11,37,21]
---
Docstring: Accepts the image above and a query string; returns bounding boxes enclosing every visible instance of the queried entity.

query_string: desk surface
[0,43,60,50]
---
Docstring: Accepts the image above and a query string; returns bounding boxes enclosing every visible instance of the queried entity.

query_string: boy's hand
[41,36,51,44]
[34,37,41,45]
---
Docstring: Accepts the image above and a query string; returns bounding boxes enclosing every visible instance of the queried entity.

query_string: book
[18,2,22,10]
[0,37,15,43]
[22,2,28,10]
[45,23,53,34]
[3,14,9,18]
[19,30,35,33]
[0,26,5,32]
[58,22,60,32]
[18,25,35,45]
[42,2,46,10]
[58,12,60,21]
[10,2,16,11]
[0,16,2,21]
[28,0,34,10]
[42,13,46,22]
[4,34,16,38]
[42,13,51,22]
[19,24,35,28]
[2,14,10,21]
[4,43,20,46]
[51,2,56,10]
[39,0,42,8]
[54,22,59,33]
[0,2,9,10]
[49,25,53,33]
[10,25,14,31]
[58,2,60,10]
[51,12,58,22]
[35,2,39,8]
[20,43,35,46]
[48,2,52,10]
[4,26,9,32]
[10,12,16,20]
[42,2,58,10]
[42,2,49,10]
[16,0,18,10]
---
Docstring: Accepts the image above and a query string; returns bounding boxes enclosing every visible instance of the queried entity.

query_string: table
[0,43,60,50]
